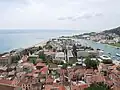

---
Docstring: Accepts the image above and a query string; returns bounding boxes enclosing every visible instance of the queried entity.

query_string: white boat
[112,56,115,58]
[116,53,120,57]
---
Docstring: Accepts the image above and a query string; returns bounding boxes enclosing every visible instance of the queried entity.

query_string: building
[66,50,74,62]
[77,50,98,58]
[44,51,56,60]
[28,54,39,64]
[55,52,65,60]
[0,79,21,90]
[45,85,66,90]
[0,54,12,65]
[18,75,41,90]
[0,84,20,90]
[114,37,120,43]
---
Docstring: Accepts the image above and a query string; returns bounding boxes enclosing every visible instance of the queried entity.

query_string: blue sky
[0,0,120,31]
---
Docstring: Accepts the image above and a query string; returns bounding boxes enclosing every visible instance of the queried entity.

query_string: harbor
[75,39,120,60]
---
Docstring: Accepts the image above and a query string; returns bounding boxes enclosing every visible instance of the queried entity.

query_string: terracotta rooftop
[36,62,46,67]
[85,75,105,84]
[46,76,54,84]
[0,79,13,85]
[26,73,33,77]
[40,66,48,74]
[85,69,95,75]
[17,77,36,86]
[45,85,66,90]
[0,84,19,90]
[72,84,88,90]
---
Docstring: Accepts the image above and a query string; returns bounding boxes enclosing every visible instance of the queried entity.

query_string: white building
[55,52,65,60]
[114,37,120,43]
[77,50,98,58]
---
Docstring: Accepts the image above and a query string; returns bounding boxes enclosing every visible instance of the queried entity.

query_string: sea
[0,29,120,60]
[0,30,83,53]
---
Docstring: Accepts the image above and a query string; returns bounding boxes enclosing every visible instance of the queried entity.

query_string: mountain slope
[104,26,120,36]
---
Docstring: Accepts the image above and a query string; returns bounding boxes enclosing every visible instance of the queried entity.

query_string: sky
[0,0,120,31]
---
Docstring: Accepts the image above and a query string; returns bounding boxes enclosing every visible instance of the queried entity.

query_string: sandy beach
[20,40,48,50]
[34,40,47,47]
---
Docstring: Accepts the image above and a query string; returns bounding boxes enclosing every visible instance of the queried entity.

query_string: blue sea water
[0,30,82,53]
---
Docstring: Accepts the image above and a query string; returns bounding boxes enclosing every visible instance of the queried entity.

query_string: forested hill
[104,26,120,36]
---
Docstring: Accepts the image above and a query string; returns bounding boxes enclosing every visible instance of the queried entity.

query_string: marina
[75,39,120,60]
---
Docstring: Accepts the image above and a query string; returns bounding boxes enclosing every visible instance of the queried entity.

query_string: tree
[11,55,21,63]
[61,63,68,69]
[32,59,36,65]
[85,82,110,90]
[102,60,113,64]
[44,44,53,50]
[39,46,43,50]
[47,45,53,49]
[39,54,45,61]
[84,57,99,69]
[46,41,51,45]
[84,57,92,68]
[116,66,120,71]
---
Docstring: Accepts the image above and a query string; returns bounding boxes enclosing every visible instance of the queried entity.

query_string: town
[0,37,120,90]
[74,31,120,48]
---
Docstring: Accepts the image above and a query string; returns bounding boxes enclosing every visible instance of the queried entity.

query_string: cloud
[58,12,103,21]
[0,0,120,31]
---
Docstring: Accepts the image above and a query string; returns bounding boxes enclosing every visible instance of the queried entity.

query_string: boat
[116,53,120,57]
[112,56,115,58]
[108,52,111,55]
[116,47,120,49]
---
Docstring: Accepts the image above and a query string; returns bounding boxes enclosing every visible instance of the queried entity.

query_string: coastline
[0,40,48,54]
[108,43,120,48]
[33,40,47,47]
[19,40,48,50]
[91,40,120,48]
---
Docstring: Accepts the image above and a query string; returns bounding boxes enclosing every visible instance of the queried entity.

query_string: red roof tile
[36,62,46,67]
[72,84,88,90]
[85,75,105,84]
[0,79,13,85]
[45,85,66,90]
[40,66,48,74]
[46,76,54,84]
[0,84,18,90]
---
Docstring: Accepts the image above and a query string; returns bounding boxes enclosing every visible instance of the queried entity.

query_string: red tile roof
[85,75,105,84]
[26,73,33,77]
[45,85,66,90]
[46,76,54,84]
[85,69,95,74]
[72,84,88,90]
[0,84,19,90]
[36,62,46,67]
[40,66,48,74]
[0,79,13,85]
[59,86,66,90]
